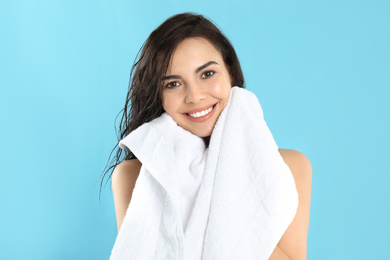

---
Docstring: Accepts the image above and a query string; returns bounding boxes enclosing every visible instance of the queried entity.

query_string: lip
[183,103,217,114]
[182,102,218,123]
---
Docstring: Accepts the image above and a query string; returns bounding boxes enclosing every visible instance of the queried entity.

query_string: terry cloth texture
[110,87,298,260]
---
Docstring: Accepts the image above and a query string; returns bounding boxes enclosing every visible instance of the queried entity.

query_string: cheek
[162,94,169,112]
[162,94,177,114]
[220,87,231,104]
[212,79,231,99]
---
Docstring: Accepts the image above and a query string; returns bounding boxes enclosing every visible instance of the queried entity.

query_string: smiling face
[162,37,232,137]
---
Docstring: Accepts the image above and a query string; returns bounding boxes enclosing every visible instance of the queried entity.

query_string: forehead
[167,37,224,72]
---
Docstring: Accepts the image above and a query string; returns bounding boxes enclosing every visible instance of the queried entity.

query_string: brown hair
[100,12,245,194]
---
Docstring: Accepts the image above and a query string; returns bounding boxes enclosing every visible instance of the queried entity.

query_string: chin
[182,122,215,138]
[192,129,213,138]
[196,133,210,138]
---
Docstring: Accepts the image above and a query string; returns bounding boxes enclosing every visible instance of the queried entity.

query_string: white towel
[110,87,298,260]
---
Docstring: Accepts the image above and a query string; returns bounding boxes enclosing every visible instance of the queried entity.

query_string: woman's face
[162,37,232,137]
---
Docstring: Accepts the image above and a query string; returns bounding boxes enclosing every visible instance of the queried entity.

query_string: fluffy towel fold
[110,87,298,260]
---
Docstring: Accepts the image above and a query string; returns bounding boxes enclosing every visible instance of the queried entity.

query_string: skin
[112,149,312,260]
[161,37,232,138]
[112,37,312,259]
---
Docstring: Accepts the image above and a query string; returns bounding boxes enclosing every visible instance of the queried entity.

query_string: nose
[185,83,205,104]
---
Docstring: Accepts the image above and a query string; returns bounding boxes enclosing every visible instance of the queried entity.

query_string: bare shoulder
[278,148,312,182]
[112,159,142,185]
[271,149,312,260]
[112,159,142,231]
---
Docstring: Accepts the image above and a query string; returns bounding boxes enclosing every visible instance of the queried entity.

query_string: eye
[165,81,181,89]
[201,71,215,79]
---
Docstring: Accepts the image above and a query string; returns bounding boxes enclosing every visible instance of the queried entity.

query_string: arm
[111,159,142,231]
[268,149,312,260]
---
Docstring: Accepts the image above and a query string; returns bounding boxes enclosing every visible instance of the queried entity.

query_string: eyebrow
[161,61,219,81]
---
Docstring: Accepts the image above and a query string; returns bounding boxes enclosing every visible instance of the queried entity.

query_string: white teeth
[188,106,214,118]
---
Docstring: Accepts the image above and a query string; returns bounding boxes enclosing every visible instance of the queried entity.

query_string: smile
[187,106,214,118]
[183,103,217,123]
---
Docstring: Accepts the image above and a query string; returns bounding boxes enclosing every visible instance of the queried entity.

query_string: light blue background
[1,0,389,259]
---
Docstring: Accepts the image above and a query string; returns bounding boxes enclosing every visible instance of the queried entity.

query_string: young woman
[103,12,312,260]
